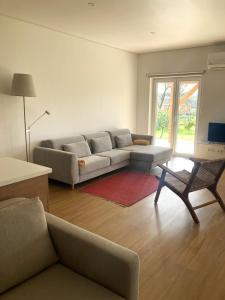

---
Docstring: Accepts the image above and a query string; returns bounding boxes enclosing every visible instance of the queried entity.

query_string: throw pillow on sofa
[63,141,91,158]
[91,135,112,153]
[133,139,150,145]
[115,134,133,148]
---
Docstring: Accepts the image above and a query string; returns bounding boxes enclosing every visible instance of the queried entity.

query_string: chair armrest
[131,133,153,144]
[46,213,139,300]
[189,157,211,165]
[33,147,79,185]
[158,164,188,185]
[190,157,225,165]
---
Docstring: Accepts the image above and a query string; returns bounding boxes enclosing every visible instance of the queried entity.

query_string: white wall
[0,16,137,160]
[137,44,225,144]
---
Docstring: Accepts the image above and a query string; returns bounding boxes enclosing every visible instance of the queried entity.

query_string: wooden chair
[154,158,225,223]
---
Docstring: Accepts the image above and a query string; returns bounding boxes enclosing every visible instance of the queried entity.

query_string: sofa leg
[71,184,75,190]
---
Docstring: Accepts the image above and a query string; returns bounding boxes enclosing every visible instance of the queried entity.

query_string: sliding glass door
[175,80,200,154]
[152,77,201,155]
[153,80,175,148]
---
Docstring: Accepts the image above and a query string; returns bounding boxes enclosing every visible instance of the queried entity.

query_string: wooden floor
[49,158,225,300]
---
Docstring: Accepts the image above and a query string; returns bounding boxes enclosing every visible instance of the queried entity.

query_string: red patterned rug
[80,171,159,206]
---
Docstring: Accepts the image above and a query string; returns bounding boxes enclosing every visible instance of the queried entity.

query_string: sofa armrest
[131,133,153,144]
[33,147,79,185]
[46,213,139,300]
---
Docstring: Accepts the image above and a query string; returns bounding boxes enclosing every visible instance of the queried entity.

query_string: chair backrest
[196,159,225,185]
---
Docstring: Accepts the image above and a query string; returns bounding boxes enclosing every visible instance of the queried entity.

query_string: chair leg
[154,169,166,204]
[183,196,200,224]
[154,184,162,204]
[213,191,225,212]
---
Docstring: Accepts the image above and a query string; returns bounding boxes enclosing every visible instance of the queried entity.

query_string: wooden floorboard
[49,159,225,300]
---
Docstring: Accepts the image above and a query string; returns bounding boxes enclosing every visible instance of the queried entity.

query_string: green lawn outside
[156,124,195,141]
[156,113,196,141]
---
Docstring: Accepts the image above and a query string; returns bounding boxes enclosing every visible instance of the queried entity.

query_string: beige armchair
[0,198,139,300]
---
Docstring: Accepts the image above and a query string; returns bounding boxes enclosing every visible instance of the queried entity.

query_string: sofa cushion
[79,155,110,175]
[119,144,152,151]
[1,264,125,300]
[83,132,110,152]
[40,135,85,150]
[107,129,131,148]
[97,149,130,165]
[63,141,91,158]
[115,134,133,148]
[129,145,173,163]
[0,198,58,294]
[91,135,112,154]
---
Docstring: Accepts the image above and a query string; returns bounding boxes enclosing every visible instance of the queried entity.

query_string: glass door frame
[151,75,202,156]
[151,78,176,151]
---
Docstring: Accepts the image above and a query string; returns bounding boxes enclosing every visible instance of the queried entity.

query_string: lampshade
[11,73,36,97]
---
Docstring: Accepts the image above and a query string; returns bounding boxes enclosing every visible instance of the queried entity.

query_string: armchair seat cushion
[165,170,215,193]
[97,149,130,165]
[1,264,125,300]
[79,155,110,175]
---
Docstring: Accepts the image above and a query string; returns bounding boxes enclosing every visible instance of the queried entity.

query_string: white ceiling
[0,0,225,53]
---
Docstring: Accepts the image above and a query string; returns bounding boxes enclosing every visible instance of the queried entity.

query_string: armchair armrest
[189,157,211,165]
[46,213,139,300]
[131,133,153,144]
[190,157,225,165]
[33,147,79,185]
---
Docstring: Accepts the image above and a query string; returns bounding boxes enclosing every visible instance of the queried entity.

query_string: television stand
[196,142,225,159]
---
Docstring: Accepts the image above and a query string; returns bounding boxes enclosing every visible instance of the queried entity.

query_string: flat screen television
[208,122,225,143]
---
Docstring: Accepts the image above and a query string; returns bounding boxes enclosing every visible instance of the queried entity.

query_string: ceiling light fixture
[88,2,95,6]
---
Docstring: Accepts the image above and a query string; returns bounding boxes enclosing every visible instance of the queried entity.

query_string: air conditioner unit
[207,52,225,69]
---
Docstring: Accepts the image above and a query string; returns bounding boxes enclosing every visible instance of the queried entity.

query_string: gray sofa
[0,197,139,300]
[34,129,172,188]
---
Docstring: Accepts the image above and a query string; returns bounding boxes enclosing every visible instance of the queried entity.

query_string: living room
[1,1,225,300]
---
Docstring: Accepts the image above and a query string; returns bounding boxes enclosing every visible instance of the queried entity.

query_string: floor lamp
[27,110,50,162]
[11,73,36,162]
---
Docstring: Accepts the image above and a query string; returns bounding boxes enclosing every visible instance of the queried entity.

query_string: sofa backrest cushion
[0,198,58,294]
[83,132,110,152]
[41,135,84,150]
[63,141,91,158]
[91,135,113,153]
[107,129,131,148]
[115,133,133,148]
